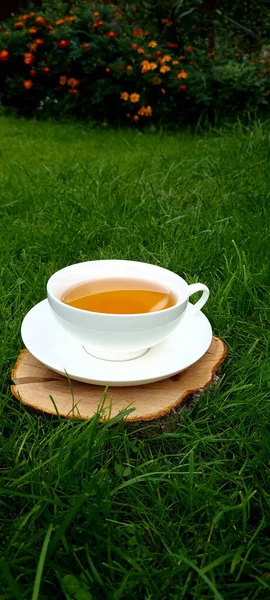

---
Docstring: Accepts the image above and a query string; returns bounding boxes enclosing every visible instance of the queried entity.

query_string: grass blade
[31,524,54,600]
[170,553,224,600]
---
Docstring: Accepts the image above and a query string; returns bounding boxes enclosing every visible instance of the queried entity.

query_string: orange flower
[141,60,157,73]
[67,77,80,88]
[24,53,35,65]
[59,75,67,85]
[130,93,140,103]
[105,67,111,73]
[55,19,65,26]
[14,22,24,29]
[29,27,37,34]
[126,113,131,118]
[148,41,157,48]
[185,46,193,52]
[141,65,149,74]
[172,60,179,65]
[93,12,100,18]
[23,80,33,89]
[167,42,178,48]
[178,84,187,91]
[208,51,215,57]
[0,50,10,61]
[235,53,240,57]
[161,88,166,95]
[66,16,77,22]
[161,55,171,62]
[47,25,54,32]
[161,18,169,24]
[30,43,37,52]
[81,43,90,49]
[120,92,129,100]
[35,38,43,45]
[4,31,10,35]
[134,28,143,36]
[43,66,50,73]
[152,76,162,85]
[126,65,133,72]
[58,40,70,49]
[160,65,170,73]
[137,47,144,54]
[133,115,139,122]
[141,61,150,73]
[92,20,104,29]
[22,15,30,21]
[138,105,152,117]
[105,31,117,37]
[177,69,187,79]
[179,55,185,60]
[36,17,45,25]
[30,12,35,17]
[68,88,78,94]
[29,69,37,77]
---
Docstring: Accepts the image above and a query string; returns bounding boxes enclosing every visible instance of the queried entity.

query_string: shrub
[0,3,269,124]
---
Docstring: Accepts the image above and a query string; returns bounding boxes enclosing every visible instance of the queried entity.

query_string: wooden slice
[11,337,226,426]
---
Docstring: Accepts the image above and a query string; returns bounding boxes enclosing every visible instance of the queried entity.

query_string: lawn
[0,116,269,600]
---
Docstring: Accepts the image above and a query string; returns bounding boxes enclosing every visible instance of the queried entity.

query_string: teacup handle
[186,283,209,315]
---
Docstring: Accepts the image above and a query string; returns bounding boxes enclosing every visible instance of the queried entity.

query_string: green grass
[0,116,270,600]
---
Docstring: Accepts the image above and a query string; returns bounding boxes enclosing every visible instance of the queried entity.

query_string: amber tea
[62,278,177,314]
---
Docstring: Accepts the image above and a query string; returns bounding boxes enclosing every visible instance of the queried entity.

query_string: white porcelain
[47,260,210,361]
[21,300,212,386]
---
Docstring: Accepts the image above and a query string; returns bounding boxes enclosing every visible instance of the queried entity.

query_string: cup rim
[47,259,189,319]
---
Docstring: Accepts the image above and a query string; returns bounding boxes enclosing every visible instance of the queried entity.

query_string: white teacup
[47,260,209,361]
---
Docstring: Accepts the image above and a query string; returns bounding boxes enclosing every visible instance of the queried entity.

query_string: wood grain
[11,337,227,422]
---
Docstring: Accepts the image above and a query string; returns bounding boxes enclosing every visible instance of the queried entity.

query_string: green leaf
[62,575,81,595]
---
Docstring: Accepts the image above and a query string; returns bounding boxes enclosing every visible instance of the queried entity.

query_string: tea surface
[62,278,176,314]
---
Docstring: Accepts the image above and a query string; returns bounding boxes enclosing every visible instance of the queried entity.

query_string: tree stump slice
[11,337,226,430]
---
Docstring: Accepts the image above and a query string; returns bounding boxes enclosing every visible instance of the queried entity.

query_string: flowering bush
[0,3,269,124]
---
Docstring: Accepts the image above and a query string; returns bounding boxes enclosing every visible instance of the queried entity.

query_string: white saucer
[21,300,212,387]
